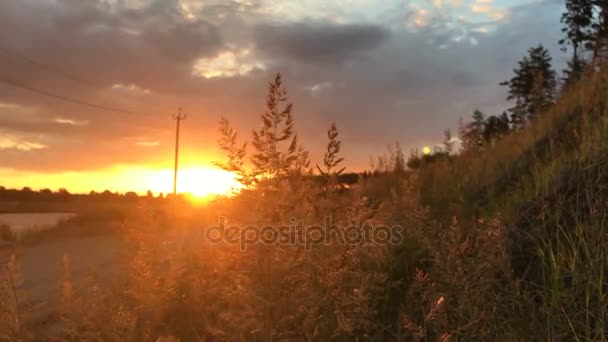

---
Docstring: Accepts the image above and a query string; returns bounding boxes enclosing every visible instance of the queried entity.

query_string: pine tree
[500,45,556,128]
[460,110,486,153]
[590,0,608,66]
[560,0,593,85]
[392,142,406,175]
[563,56,587,88]
[442,129,454,154]
[483,112,510,145]
[501,55,532,128]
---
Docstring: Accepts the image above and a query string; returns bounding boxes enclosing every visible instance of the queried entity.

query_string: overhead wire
[0,46,98,87]
[0,76,139,114]
[0,47,142,114]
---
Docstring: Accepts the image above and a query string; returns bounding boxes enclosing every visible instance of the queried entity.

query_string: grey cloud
[0,0,223,90]
[254,22,391,65]
[139,20,222,64]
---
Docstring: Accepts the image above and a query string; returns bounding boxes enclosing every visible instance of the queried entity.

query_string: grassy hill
[411,67,608,340]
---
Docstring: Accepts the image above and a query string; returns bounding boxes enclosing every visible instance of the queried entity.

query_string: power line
[0,47,98,87]
[0,76,138,114]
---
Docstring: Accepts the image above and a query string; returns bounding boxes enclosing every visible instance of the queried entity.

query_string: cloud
[307,82,333,95]
[0,0,224,91]
[254,22,391,65]
[0,133,47,151]
[111,83,151,95]
[412,8,432,28]
[193,49,266,79]
[470,0,509,21]
[53,117,89,126]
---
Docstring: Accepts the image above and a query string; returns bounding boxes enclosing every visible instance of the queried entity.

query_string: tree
[442,129,454,154]
[590,0,608,66]
[460,110,486,153]
[392,142,406,175]
[125,191,138,200]
[500,45,557,128]
[560,0,593,85]
[483,112,510,145]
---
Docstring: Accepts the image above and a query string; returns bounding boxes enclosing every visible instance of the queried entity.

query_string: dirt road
[0,234,122,329]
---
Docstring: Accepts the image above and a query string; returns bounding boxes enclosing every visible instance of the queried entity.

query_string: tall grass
[412,64,608,340]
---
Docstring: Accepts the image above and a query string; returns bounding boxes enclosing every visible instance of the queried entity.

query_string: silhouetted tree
[442,129,454,154]
[483,112,510,145]
[560,0,593,85]
[501,45,556,128]
[460,110,486,153]
[393,142,406,175]
[125,191,138,200]
[590,0,608,66]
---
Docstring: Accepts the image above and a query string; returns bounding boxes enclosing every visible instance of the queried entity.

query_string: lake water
[0,213,76,237]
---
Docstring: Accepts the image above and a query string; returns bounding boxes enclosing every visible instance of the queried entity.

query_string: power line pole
[172,108,187,195]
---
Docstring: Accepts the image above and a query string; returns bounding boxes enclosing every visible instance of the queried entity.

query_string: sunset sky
[0,0,565,194]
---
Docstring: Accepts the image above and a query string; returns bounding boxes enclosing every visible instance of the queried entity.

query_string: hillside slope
[416,69,608,340]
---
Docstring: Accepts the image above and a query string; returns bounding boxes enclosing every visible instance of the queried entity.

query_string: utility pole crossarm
[172,108,187,195]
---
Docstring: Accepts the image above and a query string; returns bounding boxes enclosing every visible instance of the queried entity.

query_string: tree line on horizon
[0,186,163,202]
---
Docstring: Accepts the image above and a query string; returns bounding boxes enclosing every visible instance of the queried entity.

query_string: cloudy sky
[0,0,566,193]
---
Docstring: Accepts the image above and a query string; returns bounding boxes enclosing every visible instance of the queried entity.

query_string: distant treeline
[0,186,160,201]
[0,186,165,213]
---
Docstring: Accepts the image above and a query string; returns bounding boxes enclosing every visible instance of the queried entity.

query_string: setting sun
[146,166,242,198]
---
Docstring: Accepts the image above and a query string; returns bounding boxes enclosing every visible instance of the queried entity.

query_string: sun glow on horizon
[146,166,243,199]
[0,165,242,199]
